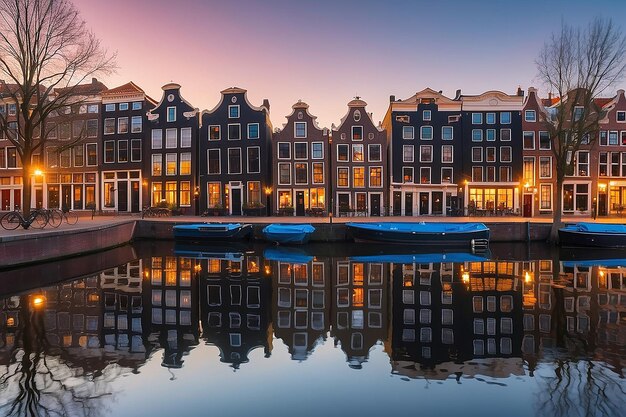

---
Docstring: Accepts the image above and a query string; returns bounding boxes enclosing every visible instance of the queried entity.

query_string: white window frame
[104,118,115,135]
[486,112,496,124]
[151,154,162,176]
[525,110,536,122]
[179,152,192,175]
[523,131,535,150]
[420,125,433,140]
[472,129,483,141]
[419,145,433,163]
[337,167,349,188]
[278,162,292,185]
[539,156,552,179]
[247,123,260,139]
[441,145,453,163]
[166,106,176,122]
[423,110,431,121]
[165,153,177,176]
[501,112,511,124]
[228,148,242,174]
[228,105,240,119]
[311,142,324,159]
[402,166,414,183]
[131,116,142,133]
[294,122,307,138]
[104,140,115,164]
[500,146,512,163]
[403,145,414,163]
[471,147,483,163]
[441,167,453,183]
[540,183,553,211]
[294,142,308,160]
[472,113,482,124]
[151,129,163,149]
[181,127,192,148]
[228,123,241,140]
[165,128,177,149]
[368,144,382,162]
[442,126,453,140]
[247,146,261,174]
[207,149,221,175]
[402,126,414,140]
[277,142,291,160]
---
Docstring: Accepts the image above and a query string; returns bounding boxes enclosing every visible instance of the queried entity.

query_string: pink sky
[73,0,626,129]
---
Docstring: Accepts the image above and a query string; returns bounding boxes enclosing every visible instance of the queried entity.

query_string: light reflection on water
[0,241,624,417]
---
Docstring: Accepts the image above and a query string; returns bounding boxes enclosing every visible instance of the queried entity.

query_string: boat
[173,223,253,241]
[262,224,315,245]
[263,246,315,263]
[174,242,254,261]
[345,222,489,247]
[558,222,626,248]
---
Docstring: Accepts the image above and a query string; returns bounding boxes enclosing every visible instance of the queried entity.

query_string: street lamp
[264,186,272,216]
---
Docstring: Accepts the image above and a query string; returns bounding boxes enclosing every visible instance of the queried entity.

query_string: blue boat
[262,224,315,245]
[174,242,253,261]
[345,222,489,247]
[263,246,315,263]
[173,223,253,241]
[559,222,626,248]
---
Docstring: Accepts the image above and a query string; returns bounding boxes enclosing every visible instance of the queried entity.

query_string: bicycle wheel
[0,212,22,230]
[48,210,62,228]
[30,211,48,229]
[65,210,78,225]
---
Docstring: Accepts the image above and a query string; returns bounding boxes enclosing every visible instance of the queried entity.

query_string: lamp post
[264,186,272,216]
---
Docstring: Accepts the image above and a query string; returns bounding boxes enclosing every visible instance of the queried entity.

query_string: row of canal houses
[2,78,626,217]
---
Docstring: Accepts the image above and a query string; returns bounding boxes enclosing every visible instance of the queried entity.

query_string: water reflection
[0,242,624,416]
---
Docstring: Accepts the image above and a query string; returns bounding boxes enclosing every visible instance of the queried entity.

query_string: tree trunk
[549,177,564,243]
[22,160,32,219]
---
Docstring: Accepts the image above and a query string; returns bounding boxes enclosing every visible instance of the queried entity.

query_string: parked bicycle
[45,208,79,228]
[142,206,171,218]
[0,208,49,230]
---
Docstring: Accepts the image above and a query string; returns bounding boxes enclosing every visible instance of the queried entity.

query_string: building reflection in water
[0,244,625,416]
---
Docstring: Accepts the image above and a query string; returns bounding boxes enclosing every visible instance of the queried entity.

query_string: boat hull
[558,229,626,248]
[262,224,315,245]
[173,223,253,241]
[346,222,489,247]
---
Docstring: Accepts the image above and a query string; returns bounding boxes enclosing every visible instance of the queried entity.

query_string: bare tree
[0,0,115,218]
[536,18,626,242]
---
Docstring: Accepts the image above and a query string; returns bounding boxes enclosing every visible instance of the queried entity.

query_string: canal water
[0,241,624,417]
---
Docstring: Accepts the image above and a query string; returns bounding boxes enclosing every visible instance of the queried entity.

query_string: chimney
[262,99,270,111]
[389,95,395,102]
[455,89,462,100]
[438,90,443,94]
[548,92,552,101]
[517,86,524,97]
[92,78,98,84]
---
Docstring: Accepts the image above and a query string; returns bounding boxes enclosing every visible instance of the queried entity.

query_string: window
[118,140,128,163]
[442,126,453,140]
[472,113,482,124]
[105,104,115,112]
[104,118,115,135]
[352,144,364,162]
[229,105,239,118]
[575,151,589,176]
[132,101,142,110]
[486,129,496,141]
[442,145,453,163]
[294,122,306,138]
[352,126,363,140]
[278,142,290,159]
[86,144,97,166]
[209,125,220,141]
[73,145,84,167]
[370,167,382,187]
[294,142,307,159]
[337,144,349,161]
[540,184,552,210]
[313,162,324,184]
[72,120,84,138]
[501,147,512,162]
[152,155,162,176]
[472,147,483,162]
[312,142,323,159]
[167,106,176,122]
[617,111,626,122]
[501,128,511,141]
[88,104,99,113]
[539,131,550,149]
[180,152,191,175]
[573,106,584,121]
[208,183,221,206]
[472,166,483,181]
[166,154,177,175]
[523,131,535,149]
[166,128,177,148]
[247,147,260,173]
[228,148,242,174]
[486,113,496,124]
[539,156,551,178]
[104,141,115,163]
[278,163,291,184]
[228,124,241,140]
[248,123,259,139]
[420,145,432,162]
[117,117,129,134]
[131,116,142,133]
[525,110,536,122]
[131,139,141,162]
[501,112,511,124]
[609,131,619,145]
[151,129,162,149]
[441,167,453,183]
[403,145,414,162]
[402,126,414,140]
[486,147,496,162]
[248,181,260,204]
[295,163,307,184]
[119,103,129,111]
[420,167,431,184]
[337,167,349,187]
[420,126,433,140]
[499,166,511,181]
[403,167,414,183]
[368,144,381,161]
[208,149,220,174]
[87,119,98,137]
[472,129,483,141]
[353,167,365,187]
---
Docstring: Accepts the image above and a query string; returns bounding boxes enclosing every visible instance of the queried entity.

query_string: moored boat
[173,223,253,241]
[345,222,489,247]
[558,222,626,248]
[262,224,315,245]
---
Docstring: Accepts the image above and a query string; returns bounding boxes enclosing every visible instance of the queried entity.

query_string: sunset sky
[73,0,626,129]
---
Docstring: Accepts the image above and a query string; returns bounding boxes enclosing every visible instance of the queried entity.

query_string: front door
[523,194,533,217]
[231,188,242,215]
[61,185,71,210]
[13,189,21,210]
[404,192,413,216]
[370,194,381,216]
[295,191,305,216]
[419,192,430,215]
[118,181,128,212]
[131,181,140,213]
[35,188,43,209]
[1,190,10,210]
[338,193,350,216]
[598,193,607,216]
[392,192,401,216]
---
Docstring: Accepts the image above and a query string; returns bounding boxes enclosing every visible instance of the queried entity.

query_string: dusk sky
[73,0,626,129]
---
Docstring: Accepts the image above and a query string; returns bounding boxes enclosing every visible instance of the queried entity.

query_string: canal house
[272,100,329,216]
[331,98,387,216]
[199,88,272,216]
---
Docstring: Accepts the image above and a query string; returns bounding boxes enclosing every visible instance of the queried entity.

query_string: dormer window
[167,106,176,122]
[294,122,306,138]
[229,105,240,118]
[617,111,625,122]
[525,110,536,122]
[573,106,584,121]
[423,110,431,121]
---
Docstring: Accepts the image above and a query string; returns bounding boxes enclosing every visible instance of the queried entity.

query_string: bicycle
[48,208,79,226]
[0,208,49,230]
[141,206,171,218]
